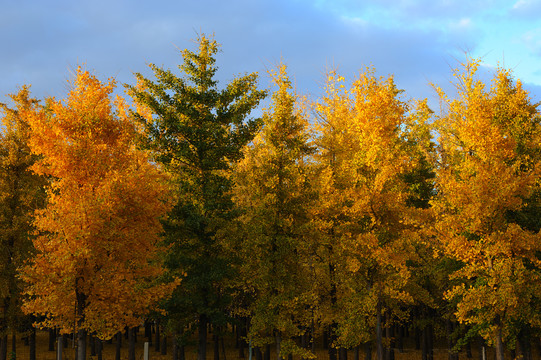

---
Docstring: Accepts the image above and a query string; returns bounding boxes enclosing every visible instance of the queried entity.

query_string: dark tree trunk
[178,328,186,360]
[376,305,384,360]
[238,324,245,359]
[198,314,208,360]
[478,337,485,360]
[446,320,458,360]
[214,331,220,360]
[385,313,394,360]
[275,332,281,360]
[77,329,87,360]
[254,347,262,360]
[264,344,271,360]
[0,334,7,360]
[495,328,504,360]
[49,328,56,351]
[517,327,531,360]
[11,331,15,360]
[365,342,372,360]
[155,321,161,352]
[145,320,152,345]
[354,345,359,360]
[329,325,337,360]
[29,327,36,360]
[221,330,227,360]
[415,327,422,351]
[422,324,428,360]
[128,327,136,360]
[397,325,404,353]
[97,338,103,360]
[161,332,167,355]
[116,332,122,360]
[466,340,473,358]
[339,347,348,360]
[90,334,96,356]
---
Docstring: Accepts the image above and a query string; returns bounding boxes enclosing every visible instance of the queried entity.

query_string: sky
[1,0,541,112]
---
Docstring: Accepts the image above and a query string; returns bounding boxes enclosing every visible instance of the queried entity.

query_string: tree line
[1,34,541,360]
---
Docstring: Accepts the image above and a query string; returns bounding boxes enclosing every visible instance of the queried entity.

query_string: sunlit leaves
[20,68,175,339]
[433,57,541,349]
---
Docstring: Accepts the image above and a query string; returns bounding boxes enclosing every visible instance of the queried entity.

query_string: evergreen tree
[128,34,266,360]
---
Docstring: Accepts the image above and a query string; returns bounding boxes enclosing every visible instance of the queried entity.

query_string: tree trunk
[447,320,459,360]
[161,331,167,355]
[198,314,208,360]
[385,313,394,360]
[264,344,271,360]
[128,327,136,360]
[90,334,96,356]
[0,334,6,360]
[376,305,384,360]
[238,323,245,359]
[339,348,348,360]
[97,338,103,360]
[275,332,281,360]
[155,321,161,352]
[422,324,428,360]
[364,342,372,360]
[478,337,485,360]
[466,340,472,358]
[178,327,186,360]
[116,332,122,360]
[517,326,531,360]
[214,331,220,360]
[329,325,337,360]
[255,347,263,360]
[145,320,152,346]
[495,328,504,360]
[77,329,87,360]
[49,328,56,351]
[29,327,36,360]
[11,331,15,360]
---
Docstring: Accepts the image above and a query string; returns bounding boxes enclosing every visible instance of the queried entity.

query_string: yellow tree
[20,68,176,360]
[432,58,541,360]
[232,64,315,359]
[0,87,46,360]
[312,68,428,360]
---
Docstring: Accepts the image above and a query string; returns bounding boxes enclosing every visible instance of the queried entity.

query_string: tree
[20,68,175,360]
[0,87,46,360]
[127,34,266,360]
[312,68,428,360]
[432,58,541,360]
[232,63,315,359]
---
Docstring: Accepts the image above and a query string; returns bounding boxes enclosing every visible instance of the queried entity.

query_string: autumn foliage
[19,68,175,340]
[2,36,541,360]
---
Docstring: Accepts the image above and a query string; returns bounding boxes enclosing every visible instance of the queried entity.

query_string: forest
[1,34,541,360]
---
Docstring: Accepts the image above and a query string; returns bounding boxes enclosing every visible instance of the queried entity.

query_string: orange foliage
[20,68,177,339]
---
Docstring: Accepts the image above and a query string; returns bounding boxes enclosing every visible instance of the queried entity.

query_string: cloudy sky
[2,0,541,110]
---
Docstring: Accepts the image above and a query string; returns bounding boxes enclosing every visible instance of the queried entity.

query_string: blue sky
[1,0,541,110]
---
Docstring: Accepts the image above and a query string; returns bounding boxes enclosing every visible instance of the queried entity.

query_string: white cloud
[522,28,541,54]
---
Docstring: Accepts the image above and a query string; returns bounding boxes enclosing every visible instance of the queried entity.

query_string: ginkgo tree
[232,63,315,360]
[0,87,46,360]
[432,58,541,360]
[311,68,430,360]
[20,68,176,360]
